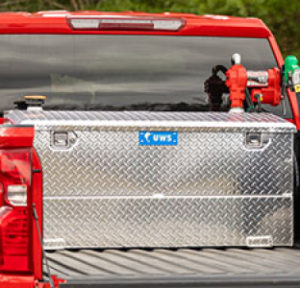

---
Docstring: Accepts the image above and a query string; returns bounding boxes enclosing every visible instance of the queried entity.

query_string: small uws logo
[153,134,172,142]
[139,131,178,146]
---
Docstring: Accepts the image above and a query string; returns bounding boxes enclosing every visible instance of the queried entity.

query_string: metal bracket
[44,238,66,250]
[246,236,273,247]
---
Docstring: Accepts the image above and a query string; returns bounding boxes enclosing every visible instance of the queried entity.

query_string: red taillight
[1,150,31,207]
[0,149,32,272]
[98,22,154,31]
[67,17,185,31]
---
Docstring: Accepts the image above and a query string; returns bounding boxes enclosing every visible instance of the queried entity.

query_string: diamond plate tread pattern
[44,197,293,248]
[6,110,294,248]
[35,130,292,197]
[6,110,297,132]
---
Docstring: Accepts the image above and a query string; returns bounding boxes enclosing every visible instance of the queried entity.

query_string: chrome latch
[245,132,262,147]
[51,131,77,150]
[53,132,68,147]
[244,132,271,149]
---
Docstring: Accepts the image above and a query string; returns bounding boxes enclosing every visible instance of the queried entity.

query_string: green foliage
[0,0,299,58]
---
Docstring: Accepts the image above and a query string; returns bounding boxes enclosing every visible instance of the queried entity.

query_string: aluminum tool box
[6,110,296,249]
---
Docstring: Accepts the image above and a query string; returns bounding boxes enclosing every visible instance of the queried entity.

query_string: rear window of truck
[0,35,291,117]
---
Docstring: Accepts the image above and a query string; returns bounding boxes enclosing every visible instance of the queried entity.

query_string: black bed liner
[45,247,300,288]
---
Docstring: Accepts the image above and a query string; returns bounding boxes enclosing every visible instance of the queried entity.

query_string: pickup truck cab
[0,11,300,288]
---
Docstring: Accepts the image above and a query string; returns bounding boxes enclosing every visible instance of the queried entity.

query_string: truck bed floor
[45,247,300,288]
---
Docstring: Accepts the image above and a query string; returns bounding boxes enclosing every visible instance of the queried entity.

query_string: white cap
[231,53,242,65]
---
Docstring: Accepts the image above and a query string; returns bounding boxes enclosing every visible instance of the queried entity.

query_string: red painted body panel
[0,126,34,148]
[0,11,271,37]
[0,275,35,288]
[267,35,300,129]
[31,149,43,281]
[0,10,297,287]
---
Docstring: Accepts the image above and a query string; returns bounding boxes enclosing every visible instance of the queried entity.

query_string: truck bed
[45,247,300,288]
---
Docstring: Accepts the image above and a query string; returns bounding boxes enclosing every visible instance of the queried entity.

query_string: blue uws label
[139,131,178,146]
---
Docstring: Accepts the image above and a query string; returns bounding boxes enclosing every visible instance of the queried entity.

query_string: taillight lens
[7,185,27,207]
[0,150,31,207]
[0,149,32,272]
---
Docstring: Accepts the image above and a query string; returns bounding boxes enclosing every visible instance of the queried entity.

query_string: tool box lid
[5,110,296,133]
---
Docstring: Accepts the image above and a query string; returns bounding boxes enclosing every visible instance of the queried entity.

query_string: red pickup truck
[1,10,300,288]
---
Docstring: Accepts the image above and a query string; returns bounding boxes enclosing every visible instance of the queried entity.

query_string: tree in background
[0,0,299,58]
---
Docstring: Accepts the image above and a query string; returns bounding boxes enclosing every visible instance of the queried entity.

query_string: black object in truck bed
[45,247,300,288]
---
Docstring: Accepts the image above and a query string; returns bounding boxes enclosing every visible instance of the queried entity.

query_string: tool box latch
[51,131,77,150]
[244,132,271,149]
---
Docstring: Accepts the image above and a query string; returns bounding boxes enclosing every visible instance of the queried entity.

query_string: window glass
[0,35,291,117]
